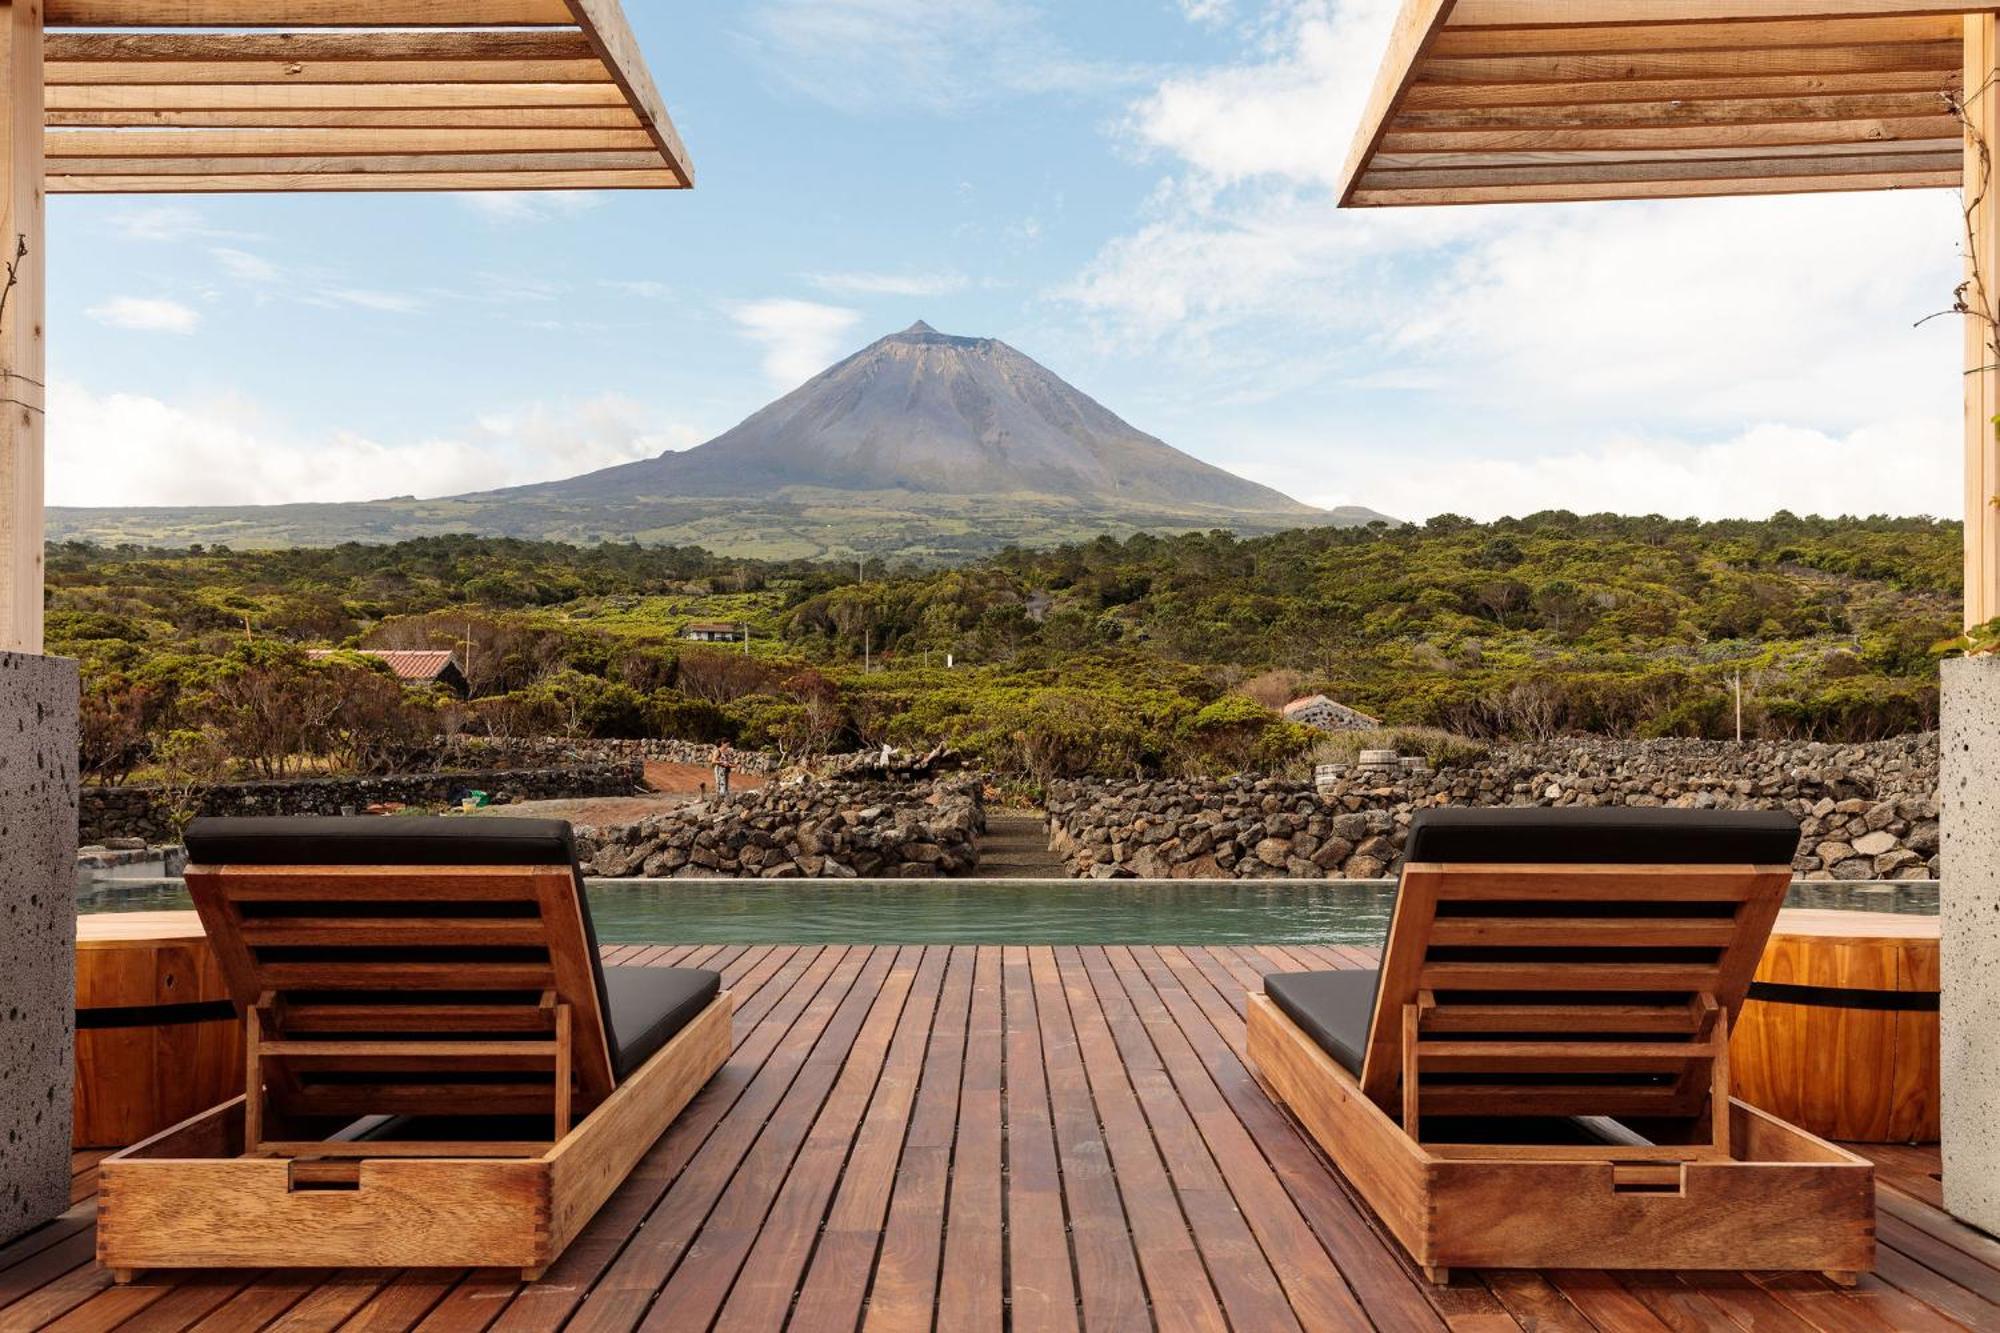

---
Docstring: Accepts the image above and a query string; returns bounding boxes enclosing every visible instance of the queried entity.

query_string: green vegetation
[49,511,1960,785]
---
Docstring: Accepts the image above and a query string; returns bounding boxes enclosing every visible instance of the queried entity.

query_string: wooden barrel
[1730,908,1940,1144]
[74,911,243,1148]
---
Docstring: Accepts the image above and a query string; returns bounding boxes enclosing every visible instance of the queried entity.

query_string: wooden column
[1968,14,2000,631]
[0,0,40,655]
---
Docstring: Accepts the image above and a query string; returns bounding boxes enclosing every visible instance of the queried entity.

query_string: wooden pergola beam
[45,127,656,154]
[46,167,677,191]
[45,82,630,110]
[45,59,612,85]
[1965,13,1999,626]
[45,0,573,23]
[564,0,688,189]
[48,107,645,127]
[0,0,39,657]
[1447,0,2000,22]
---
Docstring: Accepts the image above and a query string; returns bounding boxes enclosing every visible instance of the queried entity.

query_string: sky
[45,0,1973,524]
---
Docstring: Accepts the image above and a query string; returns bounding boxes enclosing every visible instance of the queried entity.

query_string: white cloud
[45,382,705,507]
[1304,420,1959,524]
[108,206,254,244]
[808,268,969,297]
[602,279,674,299]
[211,247,280,283]
[307,287,424,314]
[458,191,605,224]
[1053,0,1969,517]
[730,298,862,387]
[85,297,200,335]
[742,0,1144,112]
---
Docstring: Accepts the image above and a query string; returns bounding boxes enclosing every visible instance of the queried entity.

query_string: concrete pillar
[1941,656,2000,1235]
[0,651,76,1242]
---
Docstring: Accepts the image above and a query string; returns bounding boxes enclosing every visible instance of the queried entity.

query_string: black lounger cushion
[602,966,721,1078]
[1403,805,1800,866]
[1264,969,1379,1077]
[184,815,721,1082]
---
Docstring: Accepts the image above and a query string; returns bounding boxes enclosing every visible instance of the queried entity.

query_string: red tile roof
[308,649,460,682]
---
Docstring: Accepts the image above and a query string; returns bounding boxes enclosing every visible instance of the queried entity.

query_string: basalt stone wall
[578,778,985,880]
[1046,734,1939,881]
[438,736,785,775]
[80,761,643,845]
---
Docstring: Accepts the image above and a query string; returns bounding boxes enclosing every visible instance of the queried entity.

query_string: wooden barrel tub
[1730,907,1940,1144]
[74,911,244,1149]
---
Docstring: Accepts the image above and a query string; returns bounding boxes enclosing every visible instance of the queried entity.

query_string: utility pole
[864,627,872,673]
[1732,669,1744,744]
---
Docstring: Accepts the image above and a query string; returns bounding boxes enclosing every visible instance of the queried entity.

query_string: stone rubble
[1046,733,1939,881]
[576,777,986,880]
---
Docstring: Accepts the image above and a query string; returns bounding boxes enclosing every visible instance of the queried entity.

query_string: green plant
[1935,617,2000,658]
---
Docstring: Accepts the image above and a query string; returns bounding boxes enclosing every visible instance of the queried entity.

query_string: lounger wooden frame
[96,863,731,1282]
[1248,861,1876,1283]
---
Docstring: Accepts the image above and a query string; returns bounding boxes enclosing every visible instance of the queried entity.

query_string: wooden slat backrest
[186,863,618,1121]
[1356,862,1792,1127]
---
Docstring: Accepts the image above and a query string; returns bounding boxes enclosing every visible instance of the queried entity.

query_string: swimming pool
[71,874,1937,945]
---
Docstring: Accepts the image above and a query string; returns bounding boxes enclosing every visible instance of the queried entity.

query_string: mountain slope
[531,321,1322,515]
[51,321,1392,558]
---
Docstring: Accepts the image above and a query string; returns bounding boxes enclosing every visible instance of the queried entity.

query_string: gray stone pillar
[0,653,77,1243]
[1941,656,2000,1235]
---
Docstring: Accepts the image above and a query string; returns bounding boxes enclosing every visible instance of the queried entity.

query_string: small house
[1282,694,1379,733]
[309,649,469,698]
[684,622,743,644]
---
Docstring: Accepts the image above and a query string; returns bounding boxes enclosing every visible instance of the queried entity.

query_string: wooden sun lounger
[1247,807,1875,1284]
[96,816,732,1283]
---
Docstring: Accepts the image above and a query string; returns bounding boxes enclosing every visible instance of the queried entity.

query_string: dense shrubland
[49,511,1959,784]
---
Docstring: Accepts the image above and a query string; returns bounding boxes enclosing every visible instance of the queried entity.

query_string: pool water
[71,875,1937,945]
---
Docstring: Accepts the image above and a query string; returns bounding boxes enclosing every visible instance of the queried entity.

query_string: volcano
[50,321,1390,557]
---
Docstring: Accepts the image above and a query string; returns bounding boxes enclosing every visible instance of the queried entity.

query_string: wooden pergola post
[0,0,41,655]
[1969,13,2000,630]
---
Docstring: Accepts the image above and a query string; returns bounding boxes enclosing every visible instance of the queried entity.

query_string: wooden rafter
[1339,0,1976,205]
[23,0,690,194]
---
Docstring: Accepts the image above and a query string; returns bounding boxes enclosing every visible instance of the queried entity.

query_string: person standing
[713,740,736,796]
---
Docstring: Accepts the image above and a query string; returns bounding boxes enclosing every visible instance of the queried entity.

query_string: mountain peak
[540,321,1330,520]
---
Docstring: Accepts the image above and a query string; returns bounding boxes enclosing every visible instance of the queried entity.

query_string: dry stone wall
[1046,734,1939,881]
[576,778,985,880]
[80,761,643,846]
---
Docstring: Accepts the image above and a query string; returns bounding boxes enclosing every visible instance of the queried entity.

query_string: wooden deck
[9,943,2000,1332]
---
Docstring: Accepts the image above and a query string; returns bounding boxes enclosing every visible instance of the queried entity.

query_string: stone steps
[968,810,1066,879]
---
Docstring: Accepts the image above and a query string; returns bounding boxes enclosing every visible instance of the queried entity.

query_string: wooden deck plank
[936,945,1006,1333]
[1149,946,1449,1333]
[565,945,887,1331]
[1024,944,1155,1333]
[489,944,823,1331]
[860,945,976,1333]
[717,944,945,1331]
[633,942,916,1327]
[1050,945,1232,1333]
[11,944,1985,1332]
[1073,946,1307,1333]
[999,944,1084,1333]
[182,1270,325,1332]
[1103,944,1382,1330]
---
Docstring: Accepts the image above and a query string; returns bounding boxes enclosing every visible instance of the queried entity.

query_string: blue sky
[47,0,1972,522]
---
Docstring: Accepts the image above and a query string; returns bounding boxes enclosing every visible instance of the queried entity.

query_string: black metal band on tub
[75,999,239,1030]
[1745,981,1939,1013]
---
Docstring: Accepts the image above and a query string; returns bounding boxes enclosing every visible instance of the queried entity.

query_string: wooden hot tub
[1730,908,1940,1144]
[74,911,243,1148]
